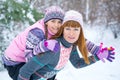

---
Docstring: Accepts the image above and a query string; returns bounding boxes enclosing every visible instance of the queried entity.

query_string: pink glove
[97,43,115,62]
[44,39,60,53]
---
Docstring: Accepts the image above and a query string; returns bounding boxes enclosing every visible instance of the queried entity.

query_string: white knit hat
[63,10,83,27]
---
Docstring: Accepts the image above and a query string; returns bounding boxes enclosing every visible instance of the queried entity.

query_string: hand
[44,39,60,53]
[97,43,115,62]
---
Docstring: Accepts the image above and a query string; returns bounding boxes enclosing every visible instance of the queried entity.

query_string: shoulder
[28,28,45,39]
[27,28,45,45]
[26,19,45,33]
[29,28,45,39]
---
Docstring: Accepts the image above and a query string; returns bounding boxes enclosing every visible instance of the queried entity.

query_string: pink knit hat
[63,10,83,27]
[44,6,65,23]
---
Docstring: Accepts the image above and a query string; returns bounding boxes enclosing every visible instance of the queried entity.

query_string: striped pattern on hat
[44,6,65,23]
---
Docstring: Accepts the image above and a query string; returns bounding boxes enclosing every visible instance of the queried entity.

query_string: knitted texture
[44,6,65,23]
[63,10,83,27]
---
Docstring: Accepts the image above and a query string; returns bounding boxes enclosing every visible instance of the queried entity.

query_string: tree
[0,0,44,67]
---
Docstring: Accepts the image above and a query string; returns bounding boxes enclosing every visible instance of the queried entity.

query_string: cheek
[76,32,80,39]
[63,32,68,39]
[57,24,62,29]
[63,34,69,42]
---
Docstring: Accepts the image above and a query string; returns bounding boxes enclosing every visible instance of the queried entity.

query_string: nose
[55,22,59,26]
[69,30,74,36]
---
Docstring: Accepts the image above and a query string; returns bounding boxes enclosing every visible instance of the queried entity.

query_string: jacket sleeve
[25,27,60,61]
[86,39,100,55]
[18,51,53,80]
[69,47,99,68]
[25,28,46,61]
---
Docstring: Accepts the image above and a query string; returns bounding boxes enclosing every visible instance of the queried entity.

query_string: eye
[74,28,79,31]
[58,20,62,24]
[65,27,71,30]
[51,19,55,23]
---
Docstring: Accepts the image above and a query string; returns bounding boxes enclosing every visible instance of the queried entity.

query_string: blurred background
[0,0,120,76]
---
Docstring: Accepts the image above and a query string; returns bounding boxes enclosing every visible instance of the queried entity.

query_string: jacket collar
[58,36,72,48]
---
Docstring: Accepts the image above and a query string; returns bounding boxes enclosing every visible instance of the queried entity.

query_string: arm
[33,39,60,55]
[86,39,100,55]
[25,28,59,61]
[86,40,115,62]
[25,28,45,61]
[69,47,98,68]
[18,51,53,80]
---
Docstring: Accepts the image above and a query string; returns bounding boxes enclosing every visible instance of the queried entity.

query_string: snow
[0,25,120,80]
[0,70,12,80]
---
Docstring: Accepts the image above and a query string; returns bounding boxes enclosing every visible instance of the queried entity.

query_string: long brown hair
[51,20,90,64]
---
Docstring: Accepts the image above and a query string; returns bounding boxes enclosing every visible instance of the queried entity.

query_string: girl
[18,10,115,80]
[2,6,64,80]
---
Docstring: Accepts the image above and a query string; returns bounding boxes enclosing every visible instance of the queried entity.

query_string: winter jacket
[2,19,45,64]
[18,36,99,80]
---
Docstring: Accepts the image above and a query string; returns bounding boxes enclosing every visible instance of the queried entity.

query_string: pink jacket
[5,19,45,62]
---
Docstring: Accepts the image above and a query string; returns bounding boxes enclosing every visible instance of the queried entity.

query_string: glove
[97,43,115,62]
[33,39,60,55]
[44,39,60,53]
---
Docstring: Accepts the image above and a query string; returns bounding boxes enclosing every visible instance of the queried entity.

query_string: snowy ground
[0,69,12,80]
[0,26,120,80]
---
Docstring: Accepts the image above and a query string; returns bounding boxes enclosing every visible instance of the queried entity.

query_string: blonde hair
[51,20,90,64]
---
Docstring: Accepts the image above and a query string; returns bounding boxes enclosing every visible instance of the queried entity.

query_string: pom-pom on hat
[44,6,65,23]
[63,10,83,27]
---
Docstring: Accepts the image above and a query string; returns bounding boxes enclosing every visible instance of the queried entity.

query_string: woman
[18,10,115,80]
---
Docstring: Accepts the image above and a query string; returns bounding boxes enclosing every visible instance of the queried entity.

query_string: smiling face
[51,20,82,44]
[63,26,80,43]
[45,19,62,35]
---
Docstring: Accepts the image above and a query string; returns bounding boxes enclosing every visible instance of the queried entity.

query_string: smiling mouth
[52,27,59,30]
[68,37,75,39]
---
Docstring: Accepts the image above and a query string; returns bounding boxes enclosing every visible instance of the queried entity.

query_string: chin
[68,41,74,44]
